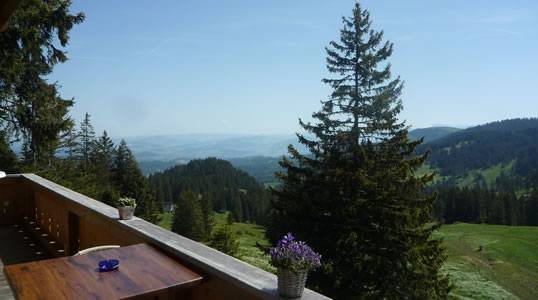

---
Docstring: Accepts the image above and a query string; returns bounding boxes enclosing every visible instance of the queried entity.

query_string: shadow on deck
[0,225,53,299]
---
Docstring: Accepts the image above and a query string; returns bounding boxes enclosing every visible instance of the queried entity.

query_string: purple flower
[269,232,321,272]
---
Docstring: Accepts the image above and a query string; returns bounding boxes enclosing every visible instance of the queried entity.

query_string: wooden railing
[0,174,330,300]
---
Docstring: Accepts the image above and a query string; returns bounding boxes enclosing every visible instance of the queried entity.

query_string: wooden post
[67,212,80,255]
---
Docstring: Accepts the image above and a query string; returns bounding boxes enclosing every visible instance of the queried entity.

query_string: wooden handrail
[0,174,331,300]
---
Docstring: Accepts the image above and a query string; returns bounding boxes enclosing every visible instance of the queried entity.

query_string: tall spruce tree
[268,3,450,299]
[0,130,18,173]
[19,79,73,171]
[92,130,117,205]
[0,0,84,143]
[78,112,95,169]
[172,189,205,241]
[113,139,160,223]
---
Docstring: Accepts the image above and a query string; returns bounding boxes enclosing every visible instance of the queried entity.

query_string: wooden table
[3,243,203,300]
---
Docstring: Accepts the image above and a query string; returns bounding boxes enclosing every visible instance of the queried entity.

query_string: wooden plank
[67,212,79,256]
[4,243,203,300]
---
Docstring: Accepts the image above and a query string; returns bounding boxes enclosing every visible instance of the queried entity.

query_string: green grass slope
[214,212,276,273]
[414,160,517,190]
[436,223,538,299]
[160,212,537,299]
[158,212,275,273]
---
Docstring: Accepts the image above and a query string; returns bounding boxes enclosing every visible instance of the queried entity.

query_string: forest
[433,186,538,226]
[417,118,538,179]
[148,158,271,225]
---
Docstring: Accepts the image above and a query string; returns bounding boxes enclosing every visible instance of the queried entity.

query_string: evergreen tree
[113,140,160,223]
[18,79,73,171]
[268,3,450,298]
[526,188,538,226]
[60,122,80,160]
[208,224,241,258]
[226,211,235,225]
[172,189,205,241]
[92,131,114,173]
[0,131,18,173]
[92,130,117,205]
[200,193,215,240]
[78,112,95,169]
[0,0,84,141]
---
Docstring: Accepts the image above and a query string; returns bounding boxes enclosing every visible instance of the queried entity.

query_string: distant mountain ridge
[116,134,307,161]
[135,119,538,193]
[133,128,459,175]
[409,127,461,143]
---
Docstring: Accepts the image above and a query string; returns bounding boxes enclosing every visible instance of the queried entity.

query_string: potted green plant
[116,197,136,220]
[269,233,321,298]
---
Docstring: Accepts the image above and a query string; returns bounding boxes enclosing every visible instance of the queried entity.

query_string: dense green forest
[148,158,272,225]
[433,186,538,226]
[417,118,538,182]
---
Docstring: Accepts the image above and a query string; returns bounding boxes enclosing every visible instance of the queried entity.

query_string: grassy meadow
[436,223,538,300]
[158,212,276,273]
[213,212,276,273]
[159,212,538,299]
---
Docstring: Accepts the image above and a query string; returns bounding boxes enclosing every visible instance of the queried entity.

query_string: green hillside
[148,158,272,224]
[437,223,538,300]
[157,211,275,273]
[417,118,538,191]
[158,215,538,300]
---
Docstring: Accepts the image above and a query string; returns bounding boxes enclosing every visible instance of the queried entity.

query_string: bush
[208,225,241,258]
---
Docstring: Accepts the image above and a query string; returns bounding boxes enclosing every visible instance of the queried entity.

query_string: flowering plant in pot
[269,233,321,298]
[116,197,136,220]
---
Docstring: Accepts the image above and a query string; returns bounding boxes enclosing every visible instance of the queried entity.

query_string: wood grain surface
[4,243,203,300]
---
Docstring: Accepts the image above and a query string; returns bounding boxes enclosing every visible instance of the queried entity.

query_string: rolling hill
[137,119,538,193]
[117,134,307,161]
[417,118,538,190]
[147,158,272,224]
[136,127,460,177]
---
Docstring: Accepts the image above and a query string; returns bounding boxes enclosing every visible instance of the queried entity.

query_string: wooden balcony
[0,174,329,300]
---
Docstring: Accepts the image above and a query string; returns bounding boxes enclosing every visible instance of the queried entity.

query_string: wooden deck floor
[0,224,53,300]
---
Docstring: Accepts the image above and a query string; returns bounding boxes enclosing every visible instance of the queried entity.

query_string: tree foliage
[208,224,241,258]
[268,3,450,298]
[149,158,271,225]
[172,189,205,241]
[433,187,527,225]
[416,118,538,179]
[0,0,84,145]
[113,139,160,223]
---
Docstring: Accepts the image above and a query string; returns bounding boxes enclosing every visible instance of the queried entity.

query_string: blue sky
[50,0,538,137]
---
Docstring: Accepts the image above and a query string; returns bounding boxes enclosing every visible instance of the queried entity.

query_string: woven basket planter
[277,268,308,298]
